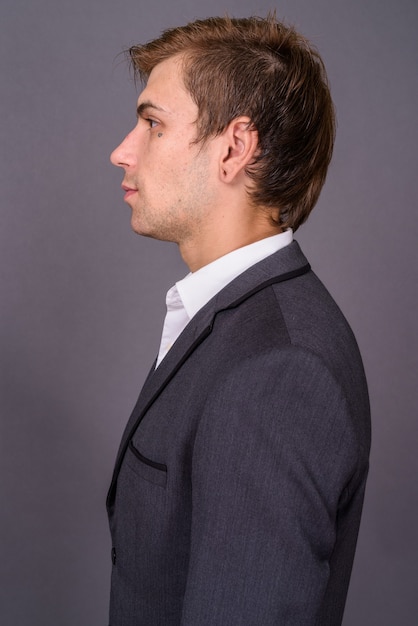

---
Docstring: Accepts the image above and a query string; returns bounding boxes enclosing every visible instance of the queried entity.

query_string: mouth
[121,184,138,201]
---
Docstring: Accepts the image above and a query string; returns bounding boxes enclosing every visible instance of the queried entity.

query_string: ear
[218,117,259,183]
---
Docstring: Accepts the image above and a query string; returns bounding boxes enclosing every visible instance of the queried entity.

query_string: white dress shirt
[156,230,293,367]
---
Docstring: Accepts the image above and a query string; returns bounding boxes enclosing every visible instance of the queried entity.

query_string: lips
[121,184,138,201]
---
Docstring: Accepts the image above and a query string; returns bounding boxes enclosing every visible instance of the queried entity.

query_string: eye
[146,118,159,129]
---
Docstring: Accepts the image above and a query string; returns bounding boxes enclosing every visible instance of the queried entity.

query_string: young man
[107,15,370,625]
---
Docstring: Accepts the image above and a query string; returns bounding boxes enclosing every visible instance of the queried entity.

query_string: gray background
[1,0,417,624]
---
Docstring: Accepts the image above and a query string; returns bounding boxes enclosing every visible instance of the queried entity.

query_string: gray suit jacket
[107,241,370,625]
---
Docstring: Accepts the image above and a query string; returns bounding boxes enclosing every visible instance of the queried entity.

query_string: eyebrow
[136,100,167,118]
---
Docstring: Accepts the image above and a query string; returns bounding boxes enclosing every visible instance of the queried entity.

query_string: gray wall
[1,0,417,624]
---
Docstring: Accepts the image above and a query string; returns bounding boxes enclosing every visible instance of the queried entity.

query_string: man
[107,15,370,626]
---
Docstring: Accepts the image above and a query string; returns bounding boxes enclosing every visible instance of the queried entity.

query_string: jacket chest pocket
[125,439,167,488]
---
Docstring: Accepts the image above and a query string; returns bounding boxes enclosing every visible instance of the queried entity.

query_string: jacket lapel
[107,241,310,507]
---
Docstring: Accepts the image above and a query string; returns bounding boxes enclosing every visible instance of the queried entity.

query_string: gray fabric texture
[107,241,371,625]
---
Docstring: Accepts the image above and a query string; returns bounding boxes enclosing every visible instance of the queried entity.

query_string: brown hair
[128,15,336,231]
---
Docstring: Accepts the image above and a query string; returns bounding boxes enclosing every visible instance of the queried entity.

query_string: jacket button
[111,547,116,565]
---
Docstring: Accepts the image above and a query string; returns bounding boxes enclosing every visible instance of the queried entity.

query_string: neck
[179,208,281,272]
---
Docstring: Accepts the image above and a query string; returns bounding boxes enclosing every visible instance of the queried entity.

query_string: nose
[110,130,135,168]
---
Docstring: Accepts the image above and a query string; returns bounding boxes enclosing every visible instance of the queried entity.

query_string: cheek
[142,139,197,185]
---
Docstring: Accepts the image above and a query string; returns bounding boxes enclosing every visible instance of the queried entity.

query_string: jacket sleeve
[180,347,359,625]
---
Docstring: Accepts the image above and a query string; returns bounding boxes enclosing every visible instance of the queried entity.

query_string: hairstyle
[128,14,336,231]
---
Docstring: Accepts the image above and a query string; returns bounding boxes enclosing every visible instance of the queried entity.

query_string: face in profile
[110,55,219,245]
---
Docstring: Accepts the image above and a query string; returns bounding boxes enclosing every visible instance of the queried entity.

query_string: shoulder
[199,346,353,449]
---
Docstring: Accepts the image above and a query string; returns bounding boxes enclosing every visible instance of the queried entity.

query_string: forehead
[137,55,196,117]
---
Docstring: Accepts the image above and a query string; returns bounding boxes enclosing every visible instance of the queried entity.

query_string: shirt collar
[176,230,293,320]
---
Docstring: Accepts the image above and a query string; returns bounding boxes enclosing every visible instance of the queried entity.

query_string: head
[127,14,336,231]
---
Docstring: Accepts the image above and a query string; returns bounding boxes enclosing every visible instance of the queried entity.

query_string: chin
[130,218,145,236]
